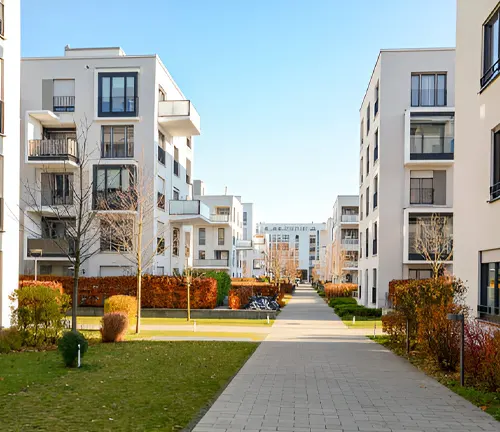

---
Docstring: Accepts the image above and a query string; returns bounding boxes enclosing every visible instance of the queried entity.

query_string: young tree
[330,241,350,283]
[22,119,101,332]
[98,161,167,334]
[413,213,453,279]
[268,242,289,288]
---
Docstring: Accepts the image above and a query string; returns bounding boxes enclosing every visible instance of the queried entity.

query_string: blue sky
[21,0,456,224]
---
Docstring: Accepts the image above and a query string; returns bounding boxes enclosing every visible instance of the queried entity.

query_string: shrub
[58,331,88,367]
[206,271,232,306]
[382,312,407,346]
[19,279,63,294]
[10,284,71,347]
[334,305,382,318]
[101,312,129,342]
[328,297,357,308]
[0,328,23,354]
[324,283,357,299]
[104,295,137,320]
[318,291,325,297]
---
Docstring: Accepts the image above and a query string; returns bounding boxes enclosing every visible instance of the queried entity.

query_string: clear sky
[21,0,456,224]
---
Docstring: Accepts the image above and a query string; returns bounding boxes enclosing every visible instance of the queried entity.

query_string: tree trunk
[71,259,80,332]
[135,208,143,334]
[136,267,141,334]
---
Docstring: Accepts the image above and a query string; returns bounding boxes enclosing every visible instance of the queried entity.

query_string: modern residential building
[358,48,455,308]
[256,222,326,281]
[242,202,255,277]
[0,0,21,328]
[454,0,500,322]
[20,46,199,278]
[325,195,359,284]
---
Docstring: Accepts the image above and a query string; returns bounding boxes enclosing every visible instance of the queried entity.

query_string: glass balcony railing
[410,136,454,160]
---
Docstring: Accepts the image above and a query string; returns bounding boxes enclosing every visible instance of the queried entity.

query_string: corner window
[93,165,136,210]
[411,73,447,107]
[482,8,500,89]
[98,72,138,117]
[492,130,500,201]
[101,126,134,158]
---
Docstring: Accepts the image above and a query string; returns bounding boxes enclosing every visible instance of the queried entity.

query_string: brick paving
[192,285,500,432]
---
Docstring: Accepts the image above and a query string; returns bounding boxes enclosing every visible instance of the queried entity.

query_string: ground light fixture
[447,313,465,386]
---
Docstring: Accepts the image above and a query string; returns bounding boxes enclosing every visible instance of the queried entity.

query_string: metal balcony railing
[28,138,78,162]
[481,58,500,89]
[41,192,73,206]
[410,188,434,205]
[98,97,138,117]
[490,181,500,201]
[53,96,75,112]
[193,259,229,267]
[410,136,454,160]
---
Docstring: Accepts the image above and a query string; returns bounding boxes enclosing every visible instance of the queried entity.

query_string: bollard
[353,316,356,324]
[193,321,197,333]
[77,343,81,368]
[374,321,376,337]
[267,314,270,325]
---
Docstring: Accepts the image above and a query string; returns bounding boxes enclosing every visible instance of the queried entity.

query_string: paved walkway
[193,285,499,432]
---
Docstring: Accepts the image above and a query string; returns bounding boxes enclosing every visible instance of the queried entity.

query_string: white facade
[256,222,326,281]
[454,0,500,322]
[20,46,199,278]
[324,195,359,284]
[0,0,21,328]
[358,49,455,308]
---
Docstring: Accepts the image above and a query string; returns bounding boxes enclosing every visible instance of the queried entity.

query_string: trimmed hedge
[19,275,218,309]
[324,283,357,299]
[328,297,357,308]
[207,271,232,306]
[104,295,137,320]
[334,304,382,318]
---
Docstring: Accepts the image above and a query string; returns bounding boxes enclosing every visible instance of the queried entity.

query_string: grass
[343,318,383,329]
[0,341,258,431]
[127,330,266,341]
[77,316,274,327]
[369,335,500,421]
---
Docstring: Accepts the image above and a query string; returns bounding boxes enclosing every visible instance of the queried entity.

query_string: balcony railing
[410,188,434,205]
[410,136,454,160]
[236,240,252,248]
[210,214,230,223]
[41,192,73,206]
[93,190,137,211]
[27,238,75,257]
[341,214,359,222]
[481,58,500,89]
[343,261,358,268]
[193,259,229,267]
[98,97,138,117]
[490,181,500,201]
[28,139,78,162]
[477,304,500,322]
[408,232,453,261]
[341,238,359,245]
[53,96,75,112]
[174,160,179,176]
[158,100,201,136]
[158,146,165,165]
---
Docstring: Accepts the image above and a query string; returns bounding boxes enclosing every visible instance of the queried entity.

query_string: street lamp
[447,313,465,386]
[29,249,43,281]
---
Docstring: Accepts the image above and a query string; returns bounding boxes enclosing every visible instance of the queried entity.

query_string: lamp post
[29,249,43,281]
[185,261,192,322]
[447,313,465,387]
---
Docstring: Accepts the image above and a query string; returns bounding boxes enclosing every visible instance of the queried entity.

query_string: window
[40,265,53,275]
[173,146,179,176]
[217,207,230,215]
[372,268,377,304]
[101,126,134,158]
[158,132,166,165]
[366,104,370,134]
[374,130,379,162]
[0,1,4,37]
[409,269,432,280]
[482,8,500,88]
[172,228,179,256]
[243,212,247,224]
[93,165,136,210]
[199,250,206,260]
[187,137,192,149]
[98,72,138,117]
[173,188,180,200]
[100,218,133,252]
[157,221,165,255]
[373,222,378,255]
[365,187,370,217]
[365,227,369,258]
[42,217,75,239]
[41,173,73,205]
[218,228,225,245]
[360,157,364,184]
[53,79,75,112]
[411,73,447,107]
[360,119,364,145]
[215,250,228,261]
[0,58,3,135]
[374,82,379,117]
[186,159,192,184]
[373,176,378,209]
[199,228,206,245]
[157,176,166,210]
[359,231,363,258]
[410,177,434,204]
[492,130,500,201]
[158,87,166,102]
[366,146,370,174]
[480,262,500,319]
[360,194,363,220]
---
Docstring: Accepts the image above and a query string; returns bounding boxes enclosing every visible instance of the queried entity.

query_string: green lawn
[77,316,274,327]
[0,341,258,431]
[343,318,383,329]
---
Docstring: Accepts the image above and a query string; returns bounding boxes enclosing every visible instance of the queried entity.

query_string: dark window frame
[199,227,206,246]
[411,73,447,107]
[374,129,379,162]
[479,261,500,321]
[98,72,138,117]
[101,125,134,158]
[491,130,500,201]
[93,164,136,210]
[482,6,500,90]
[410,177,434,205]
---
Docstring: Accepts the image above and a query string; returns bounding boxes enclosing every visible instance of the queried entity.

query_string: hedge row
[228,283,284,310]
[19,275,218,309]
[324,283,357,299]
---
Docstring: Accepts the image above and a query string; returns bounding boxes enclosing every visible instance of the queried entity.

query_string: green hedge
[328,297,357,308]
[334,304,382,318]
[205,271,231,306]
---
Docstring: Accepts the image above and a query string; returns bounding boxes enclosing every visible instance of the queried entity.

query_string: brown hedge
[18,279,63,294]
[324,283,358,299]
[19,275,218,309]
[228,283,285,310]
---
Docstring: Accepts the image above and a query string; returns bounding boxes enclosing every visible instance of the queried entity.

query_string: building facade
[0,0,21,328]
[256,222,326,281]
[358,49,455,308]
[326,195,359,284]
[20,46,199,278]
[455,0,500,322]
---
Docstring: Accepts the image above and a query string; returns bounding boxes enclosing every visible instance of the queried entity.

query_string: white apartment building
[256,222,326,281]
[325,195,359,284]
[20,46,199,278]
[359,49,455,308]
[454,0,500,322]
[0,1,21,328]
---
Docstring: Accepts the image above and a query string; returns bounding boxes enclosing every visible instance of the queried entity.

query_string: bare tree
[98,161,167,334]
[22,118,101,332]
[330,241,350,283]
[413,213,453,279]
[282,247,299,283]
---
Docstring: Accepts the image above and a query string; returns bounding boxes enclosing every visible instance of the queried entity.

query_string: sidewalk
[193,284,499,432]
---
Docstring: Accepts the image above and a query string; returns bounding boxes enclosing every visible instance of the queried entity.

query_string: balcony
[341,214,359,223]
[193,259,229,268]
[490,182,500,202]
[236,240,253,250]
[41,192,73,206]
[158,100,201,136]
[410,136,454,161]
[410,188,434,205]
[53,96,75,113]
[341,238,359,251]
[343,261,358,269]
[28,138,78,165]
[169,200,230,224]
[27,238,75,258]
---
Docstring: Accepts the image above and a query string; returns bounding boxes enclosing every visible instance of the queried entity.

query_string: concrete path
[193,284,499,432]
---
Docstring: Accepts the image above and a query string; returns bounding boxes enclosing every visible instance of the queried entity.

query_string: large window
[366,146,370,175]
[156,221,165,255]
[374,130,379,162]
[100,219,133,252]
[365,187,370,217]
[41,173,73,205]
[101,126,134,158]
[53,79,75,112]
[373,176,378,209]
[480,262,499,320]
[174,146,179,176]
[410,177,434,204]
[98,72,138,117]
[157,176,165,210]
[199,228,206,245]
[482,8,500,88]
[409,269,432,280]
[365,228,369,258]
[372,268,377,304]
[172,228,179,256]
[93,165,136,210]
[411,73,447,107]
[373,222,378,255]
[492,130,500,201]
[366,104,370,134]
[374,82,379,117]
